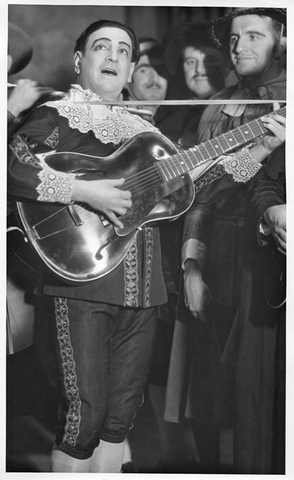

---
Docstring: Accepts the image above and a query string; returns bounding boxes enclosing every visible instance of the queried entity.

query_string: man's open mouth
[101,68,118,76]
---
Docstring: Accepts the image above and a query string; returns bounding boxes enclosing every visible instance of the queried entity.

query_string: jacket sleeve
[181,203,214,270]
[248,146,286,247]
[8,106,75,204]
[192,98,263,205]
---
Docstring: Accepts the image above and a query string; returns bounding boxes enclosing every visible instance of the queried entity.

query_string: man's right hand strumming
[72,178,132,229]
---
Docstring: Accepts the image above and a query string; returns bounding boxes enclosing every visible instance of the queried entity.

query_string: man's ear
[124,82,131,93]
[74,51,82,74]
[127,62,135,83]
[279,36,287,56]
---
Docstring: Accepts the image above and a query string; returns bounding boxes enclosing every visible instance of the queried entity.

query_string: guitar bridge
[99,214,110,227]
[67,205,83,226]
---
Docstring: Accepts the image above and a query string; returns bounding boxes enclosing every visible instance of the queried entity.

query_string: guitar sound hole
[153,146,168,159]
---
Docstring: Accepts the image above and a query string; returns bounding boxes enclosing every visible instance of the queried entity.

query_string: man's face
[183,46,224,99]
[128,54,168,101]
[74,26,135,100]
[229,15,277,77]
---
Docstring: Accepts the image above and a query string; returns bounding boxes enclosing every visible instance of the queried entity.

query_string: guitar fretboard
[158,106,286,180]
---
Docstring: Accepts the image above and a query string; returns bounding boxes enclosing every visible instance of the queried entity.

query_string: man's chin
[235,66,258,77]
[144,94,165,102]
[234,60,257,75]
[190,86,214,99]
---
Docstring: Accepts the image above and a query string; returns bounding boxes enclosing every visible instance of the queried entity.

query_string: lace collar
[43,84,158,145]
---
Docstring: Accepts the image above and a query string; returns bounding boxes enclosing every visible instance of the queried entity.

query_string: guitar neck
[160,106,286,178]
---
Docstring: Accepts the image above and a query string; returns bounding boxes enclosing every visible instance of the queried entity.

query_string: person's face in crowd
[74,26,135,101]
[129,54,168,101]
[183,46,224,99]
[229,15,277,77]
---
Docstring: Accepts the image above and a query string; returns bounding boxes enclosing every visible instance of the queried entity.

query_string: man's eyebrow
[91,37,132,50]
[230,30,266,37]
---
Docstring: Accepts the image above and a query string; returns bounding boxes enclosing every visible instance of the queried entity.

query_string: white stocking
[90,439,125,473]
[50,444,92,472]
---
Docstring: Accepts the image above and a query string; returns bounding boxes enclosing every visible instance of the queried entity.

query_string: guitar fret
[174,156,186,175]
[239,123,258,142]
[245,122,255,138]
[159,156,185,180]
[209,137,225,155]
[250,119,266,136]
[205,139,219,157]
[181,150,195,172]
[222,130,238,151]
[187,146,208,168]
[231,128,246,144]
[169,157,183,178]
[235,126,247,143]
[173,157,186,176]
[159,161,173,181]
[220,133,233,150]
[198,144,211,161]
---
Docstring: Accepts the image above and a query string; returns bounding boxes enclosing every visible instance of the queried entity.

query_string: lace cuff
[37,162,75,204]
[222,148,262,183]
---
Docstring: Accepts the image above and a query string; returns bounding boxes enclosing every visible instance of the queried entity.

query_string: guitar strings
[117,106,286,196]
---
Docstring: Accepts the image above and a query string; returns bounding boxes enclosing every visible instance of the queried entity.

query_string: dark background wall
[8,5,230,92]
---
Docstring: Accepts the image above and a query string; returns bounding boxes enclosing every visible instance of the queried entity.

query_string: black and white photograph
[5,1,293,477]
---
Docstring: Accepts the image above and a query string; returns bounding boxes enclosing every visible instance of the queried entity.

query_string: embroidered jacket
[8,85,167,308]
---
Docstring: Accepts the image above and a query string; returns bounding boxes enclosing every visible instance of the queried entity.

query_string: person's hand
[259,112,286,154]
[72,178,132,229]
[183,259,211,323]
[8,79,56,117]
[264,204,286,255]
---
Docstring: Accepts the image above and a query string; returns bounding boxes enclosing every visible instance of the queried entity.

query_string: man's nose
[150,67,159,82]
[234,37,247,53]
[195,60,205,75]
[107,48,118,62]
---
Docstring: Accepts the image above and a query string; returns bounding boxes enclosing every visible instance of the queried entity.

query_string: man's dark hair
[74,19,140,63]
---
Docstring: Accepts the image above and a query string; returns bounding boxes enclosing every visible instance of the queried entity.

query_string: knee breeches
[53,297,158,459]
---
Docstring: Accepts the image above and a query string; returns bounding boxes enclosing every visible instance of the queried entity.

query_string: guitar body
[17,132,210,283]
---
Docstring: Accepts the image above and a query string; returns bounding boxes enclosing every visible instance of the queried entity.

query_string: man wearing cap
[123,37,169,123]
[172,7,286,474]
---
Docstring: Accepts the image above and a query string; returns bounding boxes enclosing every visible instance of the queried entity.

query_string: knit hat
[209,7,286,48]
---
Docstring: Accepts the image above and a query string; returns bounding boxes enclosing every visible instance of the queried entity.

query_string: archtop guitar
[16,106,286,283]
